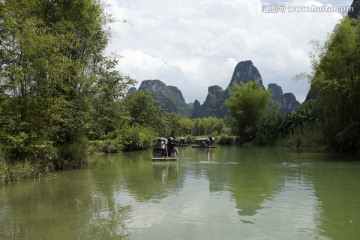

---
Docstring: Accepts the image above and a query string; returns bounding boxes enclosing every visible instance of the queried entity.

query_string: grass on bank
[0,158,44,185]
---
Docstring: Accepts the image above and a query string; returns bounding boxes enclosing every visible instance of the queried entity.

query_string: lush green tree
[117,125,155,151]
[226,81,271,143]
[193,118,206,136]
[310,17,360,151]
[0,0,132,168]
[256,103,318,146]
[158,112,181,137]
[206,117,224,135]
[88,58,135,140]
[177,118,194,136]
[122,91,202,139]
[122,91,161,129]
[190,117,225,136]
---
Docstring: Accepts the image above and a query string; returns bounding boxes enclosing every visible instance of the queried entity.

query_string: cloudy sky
[103,0,353,103]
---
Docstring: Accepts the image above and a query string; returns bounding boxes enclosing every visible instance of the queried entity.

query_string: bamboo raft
[191,145,217,148]
[152,157,178,161]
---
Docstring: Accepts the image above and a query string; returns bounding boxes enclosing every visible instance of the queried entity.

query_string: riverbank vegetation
[255,101,323,149]
[0,0,133,184]
[307,17,360,152]
[266,17,360,152]
[232,17,360,152]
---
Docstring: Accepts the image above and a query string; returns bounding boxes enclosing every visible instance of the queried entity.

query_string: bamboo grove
[309,17,360,152]
[0,0,134,169]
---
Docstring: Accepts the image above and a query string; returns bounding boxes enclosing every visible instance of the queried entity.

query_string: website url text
[261,4,354,14]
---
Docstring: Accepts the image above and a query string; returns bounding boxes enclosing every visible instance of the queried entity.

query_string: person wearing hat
[161,138,167,156]
[167,137,177,157]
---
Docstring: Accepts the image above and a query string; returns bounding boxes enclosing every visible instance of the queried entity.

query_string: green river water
[1,146,360,240]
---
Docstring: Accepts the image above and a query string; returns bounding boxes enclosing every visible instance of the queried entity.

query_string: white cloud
[118,49,169,77]
[104,0,349,103]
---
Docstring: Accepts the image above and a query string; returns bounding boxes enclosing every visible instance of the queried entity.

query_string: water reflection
[0,167,132,239]
[220,147,285,216]
[312,160,360,240]
[85,154,131,239]
[120,156,184,203]
[177,146,188,159]
[152,162,178,184]
[1,147,360,239]
[207,148,216,162]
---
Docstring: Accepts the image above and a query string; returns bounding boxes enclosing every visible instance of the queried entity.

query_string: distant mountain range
[127,60,300,118]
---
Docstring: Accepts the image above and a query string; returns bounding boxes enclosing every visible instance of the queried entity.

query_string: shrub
[218,135,235,145]
[0,158,45,185]
[186,136,196,144]
[88,140,123,153]
[55,140,88,170]
[117,126,155,151]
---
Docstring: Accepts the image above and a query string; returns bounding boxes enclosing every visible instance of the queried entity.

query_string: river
[1,146,360,239]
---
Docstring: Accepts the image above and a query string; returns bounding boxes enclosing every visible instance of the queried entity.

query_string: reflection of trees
[206,147,285,216]
[313,159,360,240]
[84,153,132,239]
[205,148,230,193]
[6,147,360,238]
[228,162,281,216]
[119,150,185,202]
[0,162,131,239]
[0,150,187,239]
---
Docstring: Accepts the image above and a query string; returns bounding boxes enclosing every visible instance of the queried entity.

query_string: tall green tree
[89,58,135,140]
[191,117,225,136]
[226,81,271,143]
[310,17,360,151]
[177,117,194,136]
[123,91,161,129]
[193,118,206,136]
[0,0,132,168]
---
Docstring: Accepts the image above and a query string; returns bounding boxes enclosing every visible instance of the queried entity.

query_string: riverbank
[0,136,219,185]
[0,147,97,186]
[0,133,333,186]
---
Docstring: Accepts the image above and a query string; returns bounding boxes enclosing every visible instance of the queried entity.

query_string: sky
[103,0,353,103]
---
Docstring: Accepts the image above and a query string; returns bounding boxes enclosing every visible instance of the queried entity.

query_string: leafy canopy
[226,81,271,142]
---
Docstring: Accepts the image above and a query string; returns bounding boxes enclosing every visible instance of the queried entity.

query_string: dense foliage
[256,102,318,146]
[0,0,134,170]
[309,17,360,152]
[118,91,226,137]
[267,17,360,152]
[226,81,272,143]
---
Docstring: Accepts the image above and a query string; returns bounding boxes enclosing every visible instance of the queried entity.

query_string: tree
[159,112,182,137]
[177,118,194,136]
[191,117,225,136]
[256,103,318,146]
[123,91,161,129]
[225,81,271,143]
[0,0,133,168]
[310,17,360,151]
[193,118,206,136]
[88,58,135,140]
